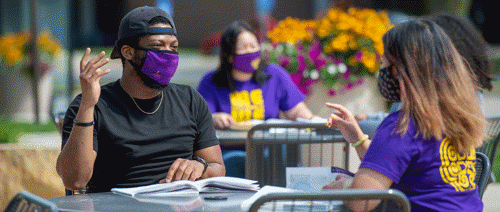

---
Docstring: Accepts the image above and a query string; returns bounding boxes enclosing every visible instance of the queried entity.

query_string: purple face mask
[233,51,261,73]
[136,47,179,85]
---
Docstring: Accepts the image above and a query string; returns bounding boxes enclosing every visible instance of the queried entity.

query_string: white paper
[296,117,328,124]
[286,167,352,192]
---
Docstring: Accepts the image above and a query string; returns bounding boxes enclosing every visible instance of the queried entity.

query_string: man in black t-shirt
[56,6,225,193]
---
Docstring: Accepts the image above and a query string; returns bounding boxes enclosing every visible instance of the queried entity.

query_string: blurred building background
[2,1,500,210]
[0,0,498,122]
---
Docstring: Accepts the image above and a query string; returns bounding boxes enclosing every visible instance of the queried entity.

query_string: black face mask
[377,65,401,102]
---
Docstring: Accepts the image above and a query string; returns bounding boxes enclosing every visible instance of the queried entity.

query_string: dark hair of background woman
[428,13,493,91]
[211,20,270,92]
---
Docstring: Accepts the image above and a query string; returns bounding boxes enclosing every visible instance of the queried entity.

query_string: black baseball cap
[110,6,177,59]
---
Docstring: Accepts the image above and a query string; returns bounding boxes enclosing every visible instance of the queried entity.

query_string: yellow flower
[360,52,380,73]
[0,31,62,67]
[327,8,340,21]
[268,17,316,45]
[323,45,333,54]
[3,47,23,65]
[264,6,392,94]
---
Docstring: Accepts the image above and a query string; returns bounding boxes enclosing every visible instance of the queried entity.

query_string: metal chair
[476,116,500,183]
[245,122,348,187]
[4,190,58,212]
[248,189,411,212]
[475,151,491,199]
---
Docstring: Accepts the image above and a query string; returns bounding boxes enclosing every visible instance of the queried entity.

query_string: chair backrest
[248,189,411,212]
[245,123,348,187]
[4,190,58,212]
[477,116,500,167]
[475,151,491,199]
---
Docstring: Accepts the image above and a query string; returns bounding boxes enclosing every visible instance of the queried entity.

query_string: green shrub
[494,146,500,181]
[0,118,57,143]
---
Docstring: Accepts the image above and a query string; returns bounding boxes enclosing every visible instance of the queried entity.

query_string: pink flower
[298,84,310,95]
[314,57,326,69]
[346,82,354,90]
[297,54,306,72]
[329,89,336,96]
[308,41,322,61]
[355,51,363,62]
[342,70,350,79]
[334,58,344,65]
[277,55,290,67]
[328,55,336,62]
[296,43,304,52]
[356,78,364,85]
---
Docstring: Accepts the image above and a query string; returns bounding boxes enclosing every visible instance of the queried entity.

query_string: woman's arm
[324,168,393,212]
[347,168,394,212]
[283,102,314,120]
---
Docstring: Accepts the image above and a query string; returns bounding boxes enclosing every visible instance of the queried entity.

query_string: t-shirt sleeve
[359,114,420,184]
[271,64,306,111]
[192,88,219,151]
[197,72,217,114]
[61,94,99,152]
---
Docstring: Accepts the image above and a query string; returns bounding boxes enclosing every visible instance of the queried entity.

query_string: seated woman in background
[197,20,314,130]
[323,19,486,211]
[197,20,315,178]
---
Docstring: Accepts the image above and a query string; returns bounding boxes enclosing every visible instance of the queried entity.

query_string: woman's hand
[325,103,366,144]
[322,174,354,190]
[212,112,236,130]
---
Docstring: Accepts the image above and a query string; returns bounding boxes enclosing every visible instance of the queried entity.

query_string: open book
[111,176,260,197]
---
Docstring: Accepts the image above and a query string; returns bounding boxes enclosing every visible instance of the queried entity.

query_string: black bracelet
[193,156,209,175]
[74,121,95,127]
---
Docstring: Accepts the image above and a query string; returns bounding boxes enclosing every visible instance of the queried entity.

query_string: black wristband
[74,121,95,127]
[193,156,209,175]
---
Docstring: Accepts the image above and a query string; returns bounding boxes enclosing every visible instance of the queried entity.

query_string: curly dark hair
[428,13,493,91]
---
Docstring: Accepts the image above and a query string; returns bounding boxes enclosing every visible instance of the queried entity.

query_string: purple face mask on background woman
[135,47,179,85]
[232,51,261,73]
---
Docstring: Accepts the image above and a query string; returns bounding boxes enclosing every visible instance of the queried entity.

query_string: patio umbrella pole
[30,0,40,125]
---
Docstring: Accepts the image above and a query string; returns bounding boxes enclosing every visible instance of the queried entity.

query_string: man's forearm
[56,105,97,190]
[201,162,226,179]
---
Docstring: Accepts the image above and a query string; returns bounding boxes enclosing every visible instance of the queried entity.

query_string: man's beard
[131,51,169,90]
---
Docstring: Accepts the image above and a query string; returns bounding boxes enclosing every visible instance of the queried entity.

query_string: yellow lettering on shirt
[229,89,265,122]
[439,138,476,192]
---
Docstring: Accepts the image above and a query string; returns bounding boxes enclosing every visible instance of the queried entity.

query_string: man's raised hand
[79,48,111,108]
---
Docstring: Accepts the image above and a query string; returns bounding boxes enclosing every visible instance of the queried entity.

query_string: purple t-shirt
[360,112,483,212]
[197,64,305,121]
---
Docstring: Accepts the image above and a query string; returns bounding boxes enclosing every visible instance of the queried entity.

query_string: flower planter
[304,76,386,118]
[0,67,53,123]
